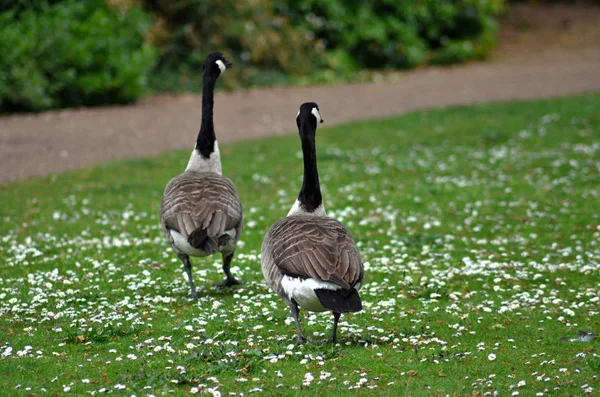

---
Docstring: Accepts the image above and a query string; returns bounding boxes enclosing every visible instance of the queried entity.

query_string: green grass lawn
[1,92,599,396]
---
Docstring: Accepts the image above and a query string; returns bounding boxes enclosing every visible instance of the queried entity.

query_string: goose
[261,102,364,344]
[160,52,243,299]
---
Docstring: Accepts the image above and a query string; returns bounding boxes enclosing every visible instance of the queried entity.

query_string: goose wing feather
[263,215,363,288]
[160,171,242,240]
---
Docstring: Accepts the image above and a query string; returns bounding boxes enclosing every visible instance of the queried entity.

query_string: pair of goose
[159,52,364,344]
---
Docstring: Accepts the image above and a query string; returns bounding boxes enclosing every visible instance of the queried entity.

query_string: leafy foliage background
[0,0,157,112]
[0,0,506,111]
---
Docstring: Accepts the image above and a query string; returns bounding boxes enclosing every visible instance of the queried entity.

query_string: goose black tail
[315,288,362,313]
[188,229,218,254]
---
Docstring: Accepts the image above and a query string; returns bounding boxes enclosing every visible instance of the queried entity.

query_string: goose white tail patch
[223,228,236,239]
[170,230,208,257]
[281,276,340,312]
[216,60,227,73]
[170,227,236,257]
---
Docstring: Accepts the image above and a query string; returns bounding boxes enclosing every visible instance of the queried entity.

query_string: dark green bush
[0,0,158,112]
[140,0,323,90]
[141,0,506,91]
[273,0,506,69]
[1,0,508,106]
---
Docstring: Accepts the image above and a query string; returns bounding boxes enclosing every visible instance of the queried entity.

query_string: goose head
[296,102,324,132]
[203,52,233,77]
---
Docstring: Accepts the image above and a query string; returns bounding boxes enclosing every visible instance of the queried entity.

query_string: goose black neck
[297,121,322,213]
[196,73,218,158]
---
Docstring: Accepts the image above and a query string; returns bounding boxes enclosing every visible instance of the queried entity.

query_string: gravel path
[1,5,599,184]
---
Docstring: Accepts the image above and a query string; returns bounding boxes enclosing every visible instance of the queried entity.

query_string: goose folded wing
[160,176,242,239]
[270,218,362,288]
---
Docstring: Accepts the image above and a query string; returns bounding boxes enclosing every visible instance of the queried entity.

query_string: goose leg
[326,312,341,343]
[291,299,307,345]
[215,251,242,288]
[178,253,198,300]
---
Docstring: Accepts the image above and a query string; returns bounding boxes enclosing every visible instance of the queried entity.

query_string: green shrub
[141,0,506,91]
[0,0,65,14]
[273,0,506,69]
[140,0,324,91]
[0,0,158,112]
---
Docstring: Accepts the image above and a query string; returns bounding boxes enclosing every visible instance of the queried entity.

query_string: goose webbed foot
[296,334,308,345]
[216,251,242,288]
[214,276,244,289]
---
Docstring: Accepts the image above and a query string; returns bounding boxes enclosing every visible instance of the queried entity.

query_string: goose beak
[225,60,233,69]
[320,118,324,124]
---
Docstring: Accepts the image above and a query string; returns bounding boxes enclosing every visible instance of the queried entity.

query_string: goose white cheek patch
[311,107,322,124]
[216,60,227,73]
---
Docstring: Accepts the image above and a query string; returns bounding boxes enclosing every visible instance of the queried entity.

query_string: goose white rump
[169,228,237,257]
[281,276,339,312]
[281,276,363,312]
